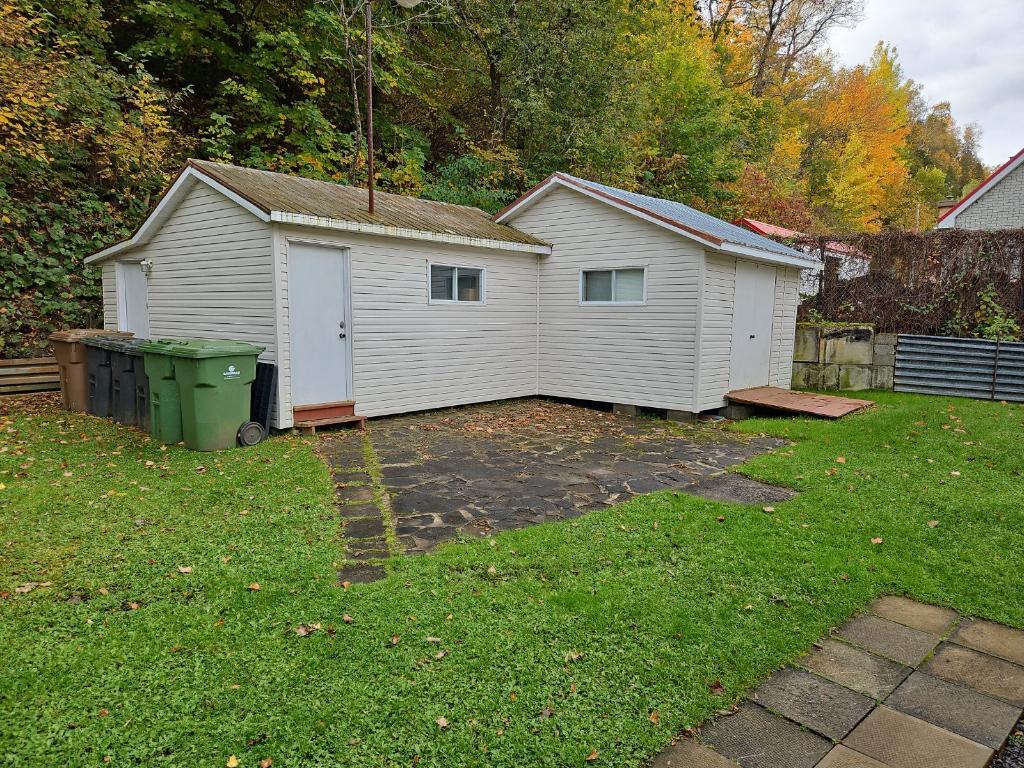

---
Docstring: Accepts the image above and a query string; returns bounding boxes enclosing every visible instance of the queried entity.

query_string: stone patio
[318,398,789,579]
[651,595,1024,768]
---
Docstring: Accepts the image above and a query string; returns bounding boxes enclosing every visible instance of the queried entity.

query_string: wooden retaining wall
[0,357,60,395]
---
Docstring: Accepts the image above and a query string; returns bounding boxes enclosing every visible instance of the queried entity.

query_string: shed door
[119,262,150,337]
[288,242,353,406]
[729,260,776,389]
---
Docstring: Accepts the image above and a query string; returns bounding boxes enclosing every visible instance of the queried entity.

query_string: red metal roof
[732,218,867,259]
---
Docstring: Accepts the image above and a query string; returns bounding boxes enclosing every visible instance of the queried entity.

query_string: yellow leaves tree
[0,4,71,162]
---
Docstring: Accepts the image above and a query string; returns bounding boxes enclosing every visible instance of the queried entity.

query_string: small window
[430,265,484,303]
[581,268,645,304]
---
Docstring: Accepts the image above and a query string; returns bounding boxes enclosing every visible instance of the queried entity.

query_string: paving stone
[349,543,390,561]
[648,737,740,767]
[336,484,375,502]
[838,613,940,666]
[698,703,831,768]
[798,638,911,699]
[925,642,1024,707]
[843,706,992,768]
[683,472,797,505]
[319,398,784,556]
[332,470,371,484]
[337,563,385,583]
[952,618,1024,666]
[338,502,380,519]
[867,595,959,636]
[344,517,386,539]
[749,666,873,740]
[814,745,889,767]
[886,671,1022,749]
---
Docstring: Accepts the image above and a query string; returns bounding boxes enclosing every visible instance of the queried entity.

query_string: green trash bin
[139,339,184,445]
[149,339,264,452]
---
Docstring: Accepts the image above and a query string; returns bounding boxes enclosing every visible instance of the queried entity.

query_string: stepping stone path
[651,596,1024,768]
[318,399,790,581]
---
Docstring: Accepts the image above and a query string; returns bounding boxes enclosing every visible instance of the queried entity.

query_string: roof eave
[718,241,821,270]
[936,147,1024,228]
[270,211,551,254]
[500,175,817,268]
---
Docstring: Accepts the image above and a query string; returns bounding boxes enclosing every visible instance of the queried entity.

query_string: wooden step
[293,401,355,421]
[294,414,366,436]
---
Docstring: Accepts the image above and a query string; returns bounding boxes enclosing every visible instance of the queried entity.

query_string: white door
[288,242,353,406]
[729,260,777,389]
[120,262,150,337]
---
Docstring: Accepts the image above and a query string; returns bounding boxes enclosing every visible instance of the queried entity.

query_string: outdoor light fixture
[139,258,154,276]
[364,0,424,214]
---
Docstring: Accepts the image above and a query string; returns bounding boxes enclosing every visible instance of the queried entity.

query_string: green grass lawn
[2,392,1023,767]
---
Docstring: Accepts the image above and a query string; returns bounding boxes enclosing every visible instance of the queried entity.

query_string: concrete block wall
[792,323,895,392]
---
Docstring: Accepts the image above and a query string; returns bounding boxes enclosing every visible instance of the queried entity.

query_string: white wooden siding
[101,264,118,329]
[275,225,539,421]
[697,252,737,410]
[509,185,701,412]
[769,267,800,387]
[110,180,280,423]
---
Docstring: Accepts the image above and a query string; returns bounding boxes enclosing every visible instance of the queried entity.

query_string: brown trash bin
[49,329,133,411]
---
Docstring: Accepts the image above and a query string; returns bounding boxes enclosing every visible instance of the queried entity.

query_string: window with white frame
[429,264,485,303]
[581,268,645,304]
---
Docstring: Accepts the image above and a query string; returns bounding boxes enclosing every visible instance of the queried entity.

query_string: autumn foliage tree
[0,0,990,355]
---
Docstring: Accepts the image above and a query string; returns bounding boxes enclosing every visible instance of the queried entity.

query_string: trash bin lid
[49,329,133,343]
[88,337,150,354]
[139,338,265,358]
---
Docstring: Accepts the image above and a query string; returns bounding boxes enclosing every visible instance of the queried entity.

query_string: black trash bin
[84,337,115,418]
[105,338,151,430]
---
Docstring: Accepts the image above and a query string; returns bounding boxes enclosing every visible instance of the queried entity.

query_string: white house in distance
[733,218,871,295]
[937,146,1024,230]
[85,161,818,430]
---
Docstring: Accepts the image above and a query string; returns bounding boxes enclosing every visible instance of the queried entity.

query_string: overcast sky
[827,0,1024,168]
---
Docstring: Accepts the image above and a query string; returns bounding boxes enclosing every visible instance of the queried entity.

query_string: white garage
[85,161,818,430]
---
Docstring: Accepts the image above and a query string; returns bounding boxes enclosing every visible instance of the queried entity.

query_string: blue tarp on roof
[560,174,813,263]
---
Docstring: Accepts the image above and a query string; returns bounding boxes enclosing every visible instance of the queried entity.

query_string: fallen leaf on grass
[649,710,660,724]
[247,583,261,591]
[259,759,272,768]
[835,456,846,464]
[177,566,193,574]
[294,623,322,637]
[762,506,775,513]
[226,757,239,768]
[390,634,401,646]
[870,537,884,545]
[927,520,940,528]
[716,515,726,523]
[708,680,724,696]
[434,650,447,660]
[585,750,599,762]
[341,580,352,591]
[950,470,961,477]
[436,716,449,729]
[342,614,354,624]
[564,650,584,662]
[540,707,553,720]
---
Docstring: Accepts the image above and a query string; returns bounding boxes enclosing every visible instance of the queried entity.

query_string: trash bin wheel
[237,421,267,447]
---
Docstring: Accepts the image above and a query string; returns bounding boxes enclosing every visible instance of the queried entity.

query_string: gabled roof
[734,218,868,259]
[496,173,819,269]
[86,160,550,264]
[936,147,1024,229]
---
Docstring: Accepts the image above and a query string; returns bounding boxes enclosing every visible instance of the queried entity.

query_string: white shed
[86,161,817,430]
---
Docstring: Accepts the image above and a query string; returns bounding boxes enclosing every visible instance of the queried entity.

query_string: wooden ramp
[727,387,873,419]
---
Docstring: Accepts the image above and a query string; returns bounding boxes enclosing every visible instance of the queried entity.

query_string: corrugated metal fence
[895,335,1024,402]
